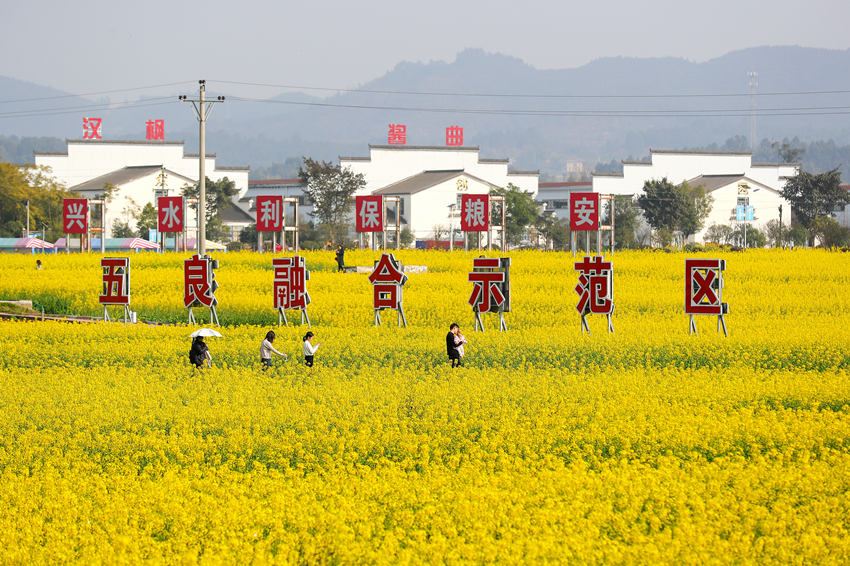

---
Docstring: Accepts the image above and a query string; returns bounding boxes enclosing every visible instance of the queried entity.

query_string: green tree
[111,220,135,239]
[611,195,641,249]
[239,223,258,247]
[637,178,713,243]
[0,161,69,241]
[182,176,240,242]
[771,140,805,163]
[136,203,157,239]
[298,157,365,243]
[809,216,850,248]
[780,168,849,243]
[490,183,542,247]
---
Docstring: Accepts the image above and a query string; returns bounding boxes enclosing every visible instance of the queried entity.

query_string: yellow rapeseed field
[0,249,848,563]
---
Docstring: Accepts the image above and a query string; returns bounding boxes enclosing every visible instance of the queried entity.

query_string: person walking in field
[335,244,345,272]
[303,331,321,367]
[446,323,464,368]
[189,336,212,370]
[260,330,287,371]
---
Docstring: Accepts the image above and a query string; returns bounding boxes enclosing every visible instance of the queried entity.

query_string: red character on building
[158,196,184,233]
[388,124,407,145]
[63,198,88,234]
[574,255,614,333]
[685,258,728,336]
[460,194,489,232]
[468,257,510,331]
[256,195,283,232]
[570,192,599,231]
[355,195,383,232]
[446,126,464,146]
[273,256,311,326]
[368,252,408,326]
[146,119,165,140]
[83,117,102,140]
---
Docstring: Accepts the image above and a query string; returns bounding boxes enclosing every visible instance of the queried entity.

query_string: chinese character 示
[446,125,463,146]
[685,259,727,315]
[256,195,283,232]
[570,192,599,231]
[388,124,407,145]
[158,196,184,233]
[460,194,489,232]
[273,256,310,311]
[368,253,407,310]
[63,198,88,234]
[99,257,130,305]
[355,195,383,232]
[184,254,217,308]
[468,257,508,313]
[146,119,165,140]
[574,255,613,315]
[83,117,102,140]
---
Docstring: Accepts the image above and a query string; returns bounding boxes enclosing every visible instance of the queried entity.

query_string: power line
[211,79,850,99]
[0,81,196,105]
[0,98,177,119]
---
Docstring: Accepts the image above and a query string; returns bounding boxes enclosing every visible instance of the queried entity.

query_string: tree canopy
[490,183,541,246]
[0,160,70,241]
[298,157,365,243]
[637,178,713,240]
[780,168,849,232]
[182,176,239,242]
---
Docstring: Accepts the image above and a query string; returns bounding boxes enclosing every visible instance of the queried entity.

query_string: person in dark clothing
[189,336,211,370]
[446,323,462,368]
[335,244,345,272]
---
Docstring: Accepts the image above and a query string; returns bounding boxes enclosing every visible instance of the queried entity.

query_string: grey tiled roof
[372,169,501,195]
[69,166,195,192]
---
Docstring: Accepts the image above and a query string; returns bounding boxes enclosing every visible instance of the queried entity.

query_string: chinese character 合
[574,255,613,316]
[388,124,407,145]
[464,198,487,228]
[273,256,310,311]
[468,258,506,313]
[83,117,102,140]
[99,258,130,305]
[573,198,597,227]
[184,254,216,308]
[360,198,381,229]
[146,119,165,140]
[368,253,407,311]
[446,126,463,146]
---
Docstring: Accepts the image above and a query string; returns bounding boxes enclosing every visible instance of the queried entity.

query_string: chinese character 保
[388,124,407,145]
[146,119,165,140]
[360,198,381,229]
[83,117,102,140]
[446,126,463,146]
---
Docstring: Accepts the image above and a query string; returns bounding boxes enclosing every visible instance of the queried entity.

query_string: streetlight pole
[179,80,224,256]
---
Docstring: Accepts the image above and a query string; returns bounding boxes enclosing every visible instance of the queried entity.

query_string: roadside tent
[186,238,228,252]
[0,237,56,253]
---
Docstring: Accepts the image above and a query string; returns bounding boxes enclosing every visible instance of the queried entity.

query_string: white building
[34,139,250,239]
[341,145,538,239]
[592,149,798,243]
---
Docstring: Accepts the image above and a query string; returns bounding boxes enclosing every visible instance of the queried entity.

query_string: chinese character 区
[388,124,407,145]
[461,194,489,232]
[146,119,165,140]
[184,254,217,308]
[83,117,102,140]
[368,253,408,326]
[63,199,88,233]
[273,256,310,311]
[570,192,599,231]
[446,126,463,146]
[99,258,130,305]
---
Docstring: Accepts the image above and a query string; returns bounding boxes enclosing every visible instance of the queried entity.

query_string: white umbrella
[189,328,222,338]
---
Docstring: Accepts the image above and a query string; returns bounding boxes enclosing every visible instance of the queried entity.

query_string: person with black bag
[446,323,462,368]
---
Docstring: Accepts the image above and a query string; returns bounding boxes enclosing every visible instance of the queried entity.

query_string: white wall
[696,180,785,243]
[406,175,491,238]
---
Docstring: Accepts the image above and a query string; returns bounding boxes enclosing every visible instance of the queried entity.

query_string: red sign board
[388,124,407,145]
[63,198,88,234]
[574,255,613,315]
[468,257,509,313]
[157,196,184,233]
[184,254,217,308]
[256,195,284,232]
[446,126,464,146]
[355,195,384,232]
[99,257,130,305]
[570,192,599,231]
[273,256,310,310]
[686,259,727,315]
[460,194,489,232]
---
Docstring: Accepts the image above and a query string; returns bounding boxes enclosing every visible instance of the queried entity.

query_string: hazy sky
[2,0,849,98]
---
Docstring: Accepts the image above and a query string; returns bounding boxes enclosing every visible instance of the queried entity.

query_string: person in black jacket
[189,336,211,370]
[335,244,345,272]
[446,323,461,368]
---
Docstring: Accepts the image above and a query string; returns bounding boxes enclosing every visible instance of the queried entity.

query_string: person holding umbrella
[189,328,220,370]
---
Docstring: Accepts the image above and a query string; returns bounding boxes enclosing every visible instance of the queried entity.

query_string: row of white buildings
[33,136,846,246]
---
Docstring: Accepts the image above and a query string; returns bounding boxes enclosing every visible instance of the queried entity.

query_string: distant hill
[3,46,850,175]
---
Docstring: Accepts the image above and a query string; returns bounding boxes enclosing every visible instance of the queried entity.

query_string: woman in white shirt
[303,331,321,367]
[260,330,287,371]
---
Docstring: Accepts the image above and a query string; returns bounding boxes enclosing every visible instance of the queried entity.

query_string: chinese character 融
[184,254,217,308]
[273,256,310,311]
[461,194,489,232]
[146,119,165,140]
[446,126,463,146]
[388,124,407,145]
[99,258,130,305]
[83,117,102,140]
[368,253,408,326]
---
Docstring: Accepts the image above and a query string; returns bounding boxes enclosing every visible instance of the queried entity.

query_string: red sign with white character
[158,196,184,233]
[256,195,284,232]
[63,198,88,234]
[356,195,383,232]
[570,192,599,231]
[184,254,218,308]
[368,253,408,326]
[99,258,130,305]
[574,255,614,332]
[388,124,407,145]
[83,117,102,139]
[686,259,727,315]
[468,258,506,313]
[273,256,310,311]
[461,194,489,232]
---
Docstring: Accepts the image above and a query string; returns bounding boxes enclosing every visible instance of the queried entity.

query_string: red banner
[569,192,599,231]
[157,196,184,233]
[63,198,88,234]
[355,195,384,232]
[256,195,284,232]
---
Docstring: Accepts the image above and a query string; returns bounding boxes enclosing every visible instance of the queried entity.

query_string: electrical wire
[0,81,196,105]
[0,99,177,119]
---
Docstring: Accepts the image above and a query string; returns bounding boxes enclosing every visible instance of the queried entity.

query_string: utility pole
[179,80,224,256]
[748,71,758,151]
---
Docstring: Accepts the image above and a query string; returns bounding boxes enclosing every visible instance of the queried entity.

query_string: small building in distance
[592,149,797,244]
[536,181,592,221]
